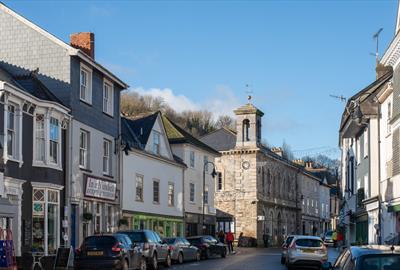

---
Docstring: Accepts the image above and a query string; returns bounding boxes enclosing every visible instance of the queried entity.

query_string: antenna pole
[373,28,383,67]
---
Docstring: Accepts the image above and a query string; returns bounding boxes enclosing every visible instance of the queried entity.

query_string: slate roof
[199,128,237,151]
[121,112,159,150]
[162,115,220,156]
[121,113,187,167]
[0,67,64,105]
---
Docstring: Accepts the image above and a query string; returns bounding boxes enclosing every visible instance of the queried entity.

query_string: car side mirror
[321,262,332,270]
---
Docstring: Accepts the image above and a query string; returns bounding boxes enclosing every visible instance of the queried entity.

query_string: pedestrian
[332,230,337,248]
[218,230,225,244]
[226,230,234,254]
[238,232,244,247]
[263,232,269,248]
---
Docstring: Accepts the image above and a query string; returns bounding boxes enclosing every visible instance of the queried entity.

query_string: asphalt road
[169,247,340,270]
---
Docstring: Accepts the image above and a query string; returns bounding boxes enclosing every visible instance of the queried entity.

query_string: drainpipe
[376,99,382,245]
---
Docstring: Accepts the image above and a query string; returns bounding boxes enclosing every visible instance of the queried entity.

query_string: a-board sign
[54,246,73,270]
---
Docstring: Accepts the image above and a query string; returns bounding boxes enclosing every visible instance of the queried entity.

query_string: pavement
[169,247,340,270]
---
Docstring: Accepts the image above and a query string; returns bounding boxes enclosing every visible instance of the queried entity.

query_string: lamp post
[203,161,217,235]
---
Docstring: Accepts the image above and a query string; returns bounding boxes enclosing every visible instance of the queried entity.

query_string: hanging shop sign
[85,176,116,201]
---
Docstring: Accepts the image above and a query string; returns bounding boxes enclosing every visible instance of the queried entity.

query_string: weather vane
[246,84,253,103]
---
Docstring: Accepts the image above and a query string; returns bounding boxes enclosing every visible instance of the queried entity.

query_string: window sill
[6,157,23,166]
[32,161,63,171]
[103,173,113,179]
[102,111,114,118]
[79,167,92,173]
[168,204,174,207]
[135,200,144,203]
[153,201,160,205]
[80,99,92,106]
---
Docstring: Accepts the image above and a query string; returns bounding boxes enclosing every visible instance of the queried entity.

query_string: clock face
[242,161,250,170]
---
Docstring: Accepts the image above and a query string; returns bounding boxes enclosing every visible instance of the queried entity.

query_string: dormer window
[242,119,250,142]
[80,64,92,104]
[152,131,160,155]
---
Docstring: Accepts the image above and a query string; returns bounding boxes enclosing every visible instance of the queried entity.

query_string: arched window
[242,119,250,142]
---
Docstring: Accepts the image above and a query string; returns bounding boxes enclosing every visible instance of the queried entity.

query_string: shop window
[107,205,113,232]
[83,201,91,238]
[94,203,102,234]
[32,188,59,255]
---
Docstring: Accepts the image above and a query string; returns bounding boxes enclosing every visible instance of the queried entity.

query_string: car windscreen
[286,237,294,245]
[121,232,146,243]
[361,254,400,270]
[295,239,323,247]
[83,236,116,247]
[188,238,202,245]
[164,238,176,244]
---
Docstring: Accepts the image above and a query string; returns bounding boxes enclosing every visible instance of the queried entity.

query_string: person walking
[226,230,235,254]
[218,230,225,244]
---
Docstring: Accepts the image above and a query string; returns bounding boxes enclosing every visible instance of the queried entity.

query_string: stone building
[201,101,325,246]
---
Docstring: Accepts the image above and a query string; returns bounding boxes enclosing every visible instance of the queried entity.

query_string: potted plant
[82,212,93,222]
[118,218,129,227]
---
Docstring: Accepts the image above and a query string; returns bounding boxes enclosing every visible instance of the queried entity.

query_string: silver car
[281,235,296,264]
[286,235,328,270]
[323,231,334,247]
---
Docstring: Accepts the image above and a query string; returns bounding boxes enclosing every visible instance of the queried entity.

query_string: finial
[245,84,253,104]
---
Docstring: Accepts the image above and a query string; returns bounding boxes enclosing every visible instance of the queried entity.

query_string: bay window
[7,104,15,158]
[32,187,60,255]
[35,114,45,162]
[49,118,59,164]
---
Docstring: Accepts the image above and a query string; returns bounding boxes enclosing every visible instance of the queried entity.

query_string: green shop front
[126,212,184,238]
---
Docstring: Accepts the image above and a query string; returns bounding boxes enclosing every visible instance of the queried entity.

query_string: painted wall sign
[85,177,116,200]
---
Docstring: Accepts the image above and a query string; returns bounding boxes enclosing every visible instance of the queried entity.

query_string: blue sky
[4,0,399,158]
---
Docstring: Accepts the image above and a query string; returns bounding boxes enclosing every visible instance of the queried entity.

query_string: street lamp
[203,161,217,235]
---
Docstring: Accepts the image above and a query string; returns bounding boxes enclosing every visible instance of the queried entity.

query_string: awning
[0,197,16,218]
[388,204,400,213]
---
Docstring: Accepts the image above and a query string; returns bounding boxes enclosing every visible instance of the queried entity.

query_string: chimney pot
[70,32,95,59]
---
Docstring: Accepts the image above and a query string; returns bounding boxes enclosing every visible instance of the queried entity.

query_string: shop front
[124,212,183,238]
[185,212,216,237]
[81,175,119,240]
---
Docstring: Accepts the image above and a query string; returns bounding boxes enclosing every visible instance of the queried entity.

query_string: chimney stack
[70,32,95,59]
[271,147,283,157]
[376,63,392,80]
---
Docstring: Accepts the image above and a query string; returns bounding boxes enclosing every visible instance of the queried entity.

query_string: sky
[3,0,399,159]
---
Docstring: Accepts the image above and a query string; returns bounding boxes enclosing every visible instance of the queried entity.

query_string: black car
[118,230,171,270]
[187,235,227,259]
[75,234,147,270]
[163,237,200,263]
[322,245,400,270]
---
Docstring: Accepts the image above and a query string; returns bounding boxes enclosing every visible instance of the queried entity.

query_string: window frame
[217,172,222,191]
[168,182,174,206]
[7,103,16,159]
[190,151,195,168]
[79,129,90,169]
[103,78,114,116]
[49,117,60,165]
[189,183,195,202]
[80,63,92,105]
[152,131,161,155]
[135,174,144,202]
[103,139,111,175]
[153,179,160,204]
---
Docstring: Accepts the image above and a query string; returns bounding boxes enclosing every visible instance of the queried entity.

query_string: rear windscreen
[362,255,400,270]
[123,232,146,243]
[295,239,323,247]
[188,238,202,245]
[84,236,116,247]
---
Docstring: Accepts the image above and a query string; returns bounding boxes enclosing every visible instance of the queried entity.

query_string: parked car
[286,235,328,270]
[118,230,171,270]
[75,234,147,270]
[281,235,296,264]
[163,237,201,263]
[187,235,227,259]
[322,245,400,270]
[323,231,334,247]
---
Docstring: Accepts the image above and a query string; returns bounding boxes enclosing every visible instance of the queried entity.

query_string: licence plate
[87,251,103,256]
[301,249,315,253]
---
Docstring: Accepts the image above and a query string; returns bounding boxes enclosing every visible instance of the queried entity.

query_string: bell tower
[234,97,264,148]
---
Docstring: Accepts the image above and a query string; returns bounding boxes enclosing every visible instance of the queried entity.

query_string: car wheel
[221,248,226,258]
[150,254,158,270]
[178,252,183,264]
[164,253,171,268]
[139,257,147,270]
[196,251,201,261]
[205,249,211,259]
[122,259,129,270]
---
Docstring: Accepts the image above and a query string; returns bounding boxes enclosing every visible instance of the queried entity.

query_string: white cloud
[130,85,240,119]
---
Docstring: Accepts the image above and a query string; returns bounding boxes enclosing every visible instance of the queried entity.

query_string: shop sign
[85,177,116,200]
